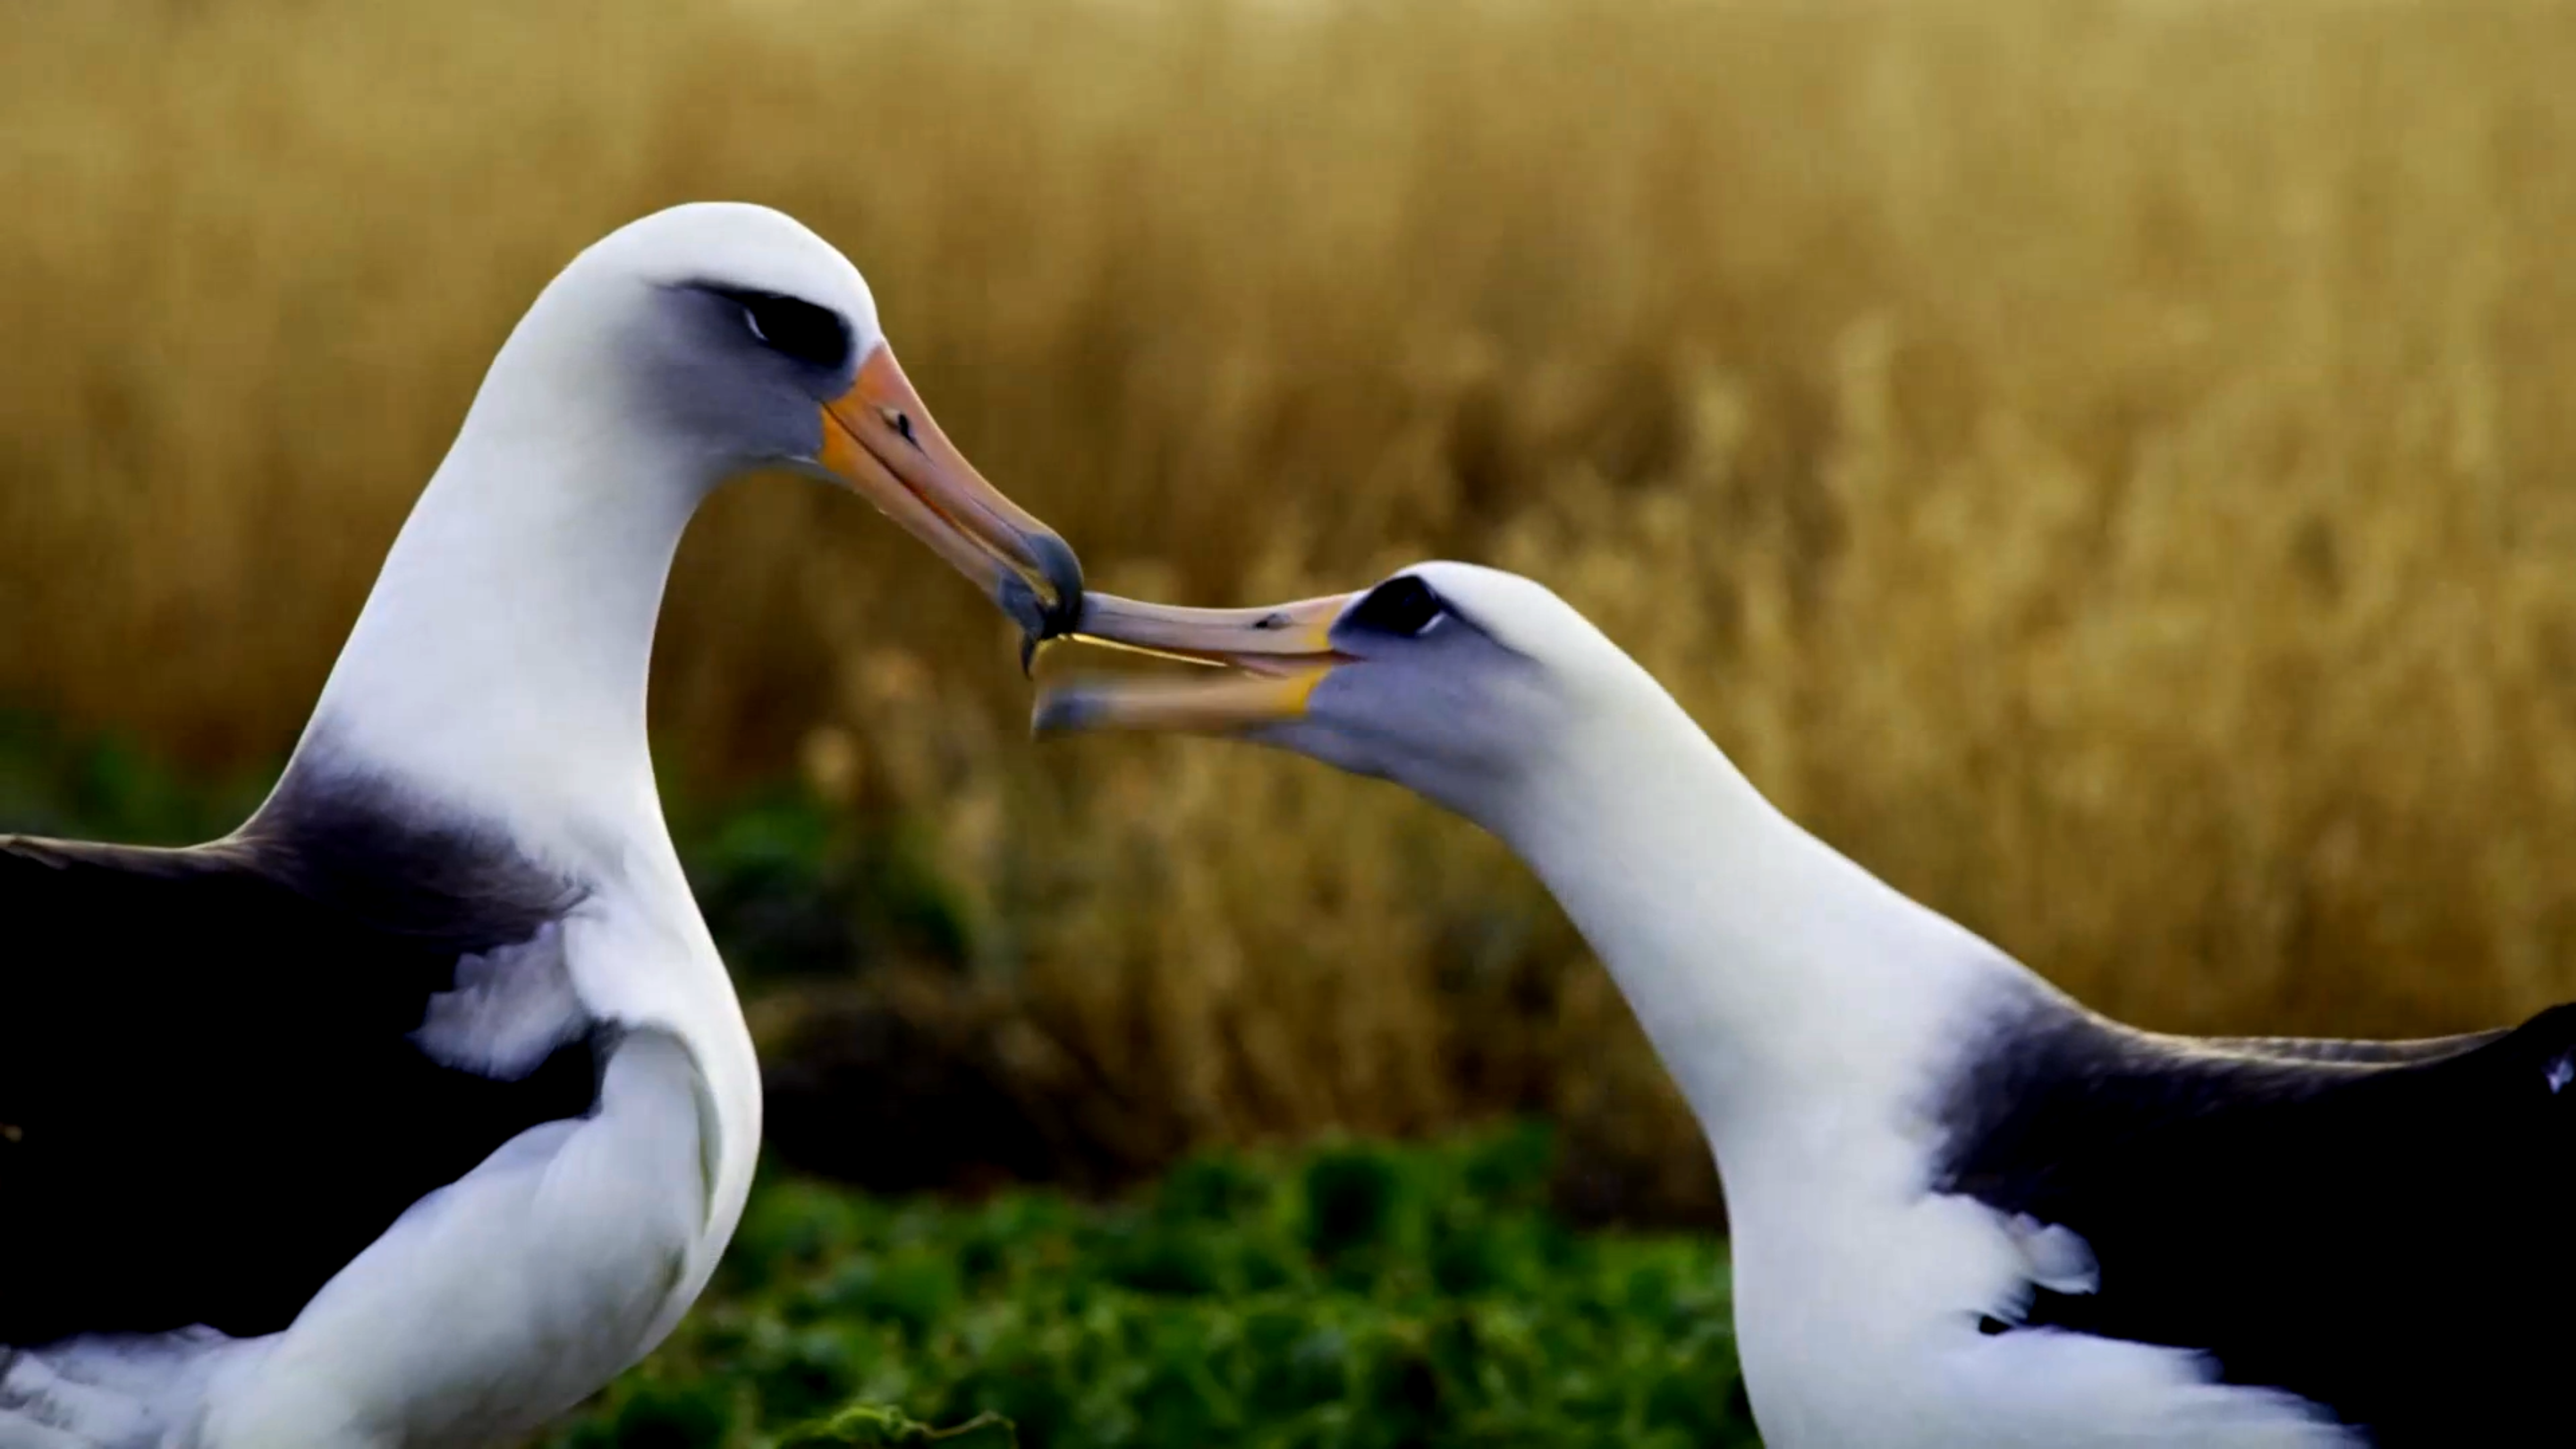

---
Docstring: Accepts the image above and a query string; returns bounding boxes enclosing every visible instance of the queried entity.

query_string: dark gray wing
[1936,987,2576,1445]
[0,774,600,1347]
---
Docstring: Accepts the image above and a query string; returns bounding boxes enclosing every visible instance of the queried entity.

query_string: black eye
[735,292,852,371]
[1343,576,1446,637]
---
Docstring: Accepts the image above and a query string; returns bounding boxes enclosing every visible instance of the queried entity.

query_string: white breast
[199,1029,714,1449]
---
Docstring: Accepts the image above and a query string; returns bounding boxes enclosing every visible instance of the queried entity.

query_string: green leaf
[777,1404,1019,1447]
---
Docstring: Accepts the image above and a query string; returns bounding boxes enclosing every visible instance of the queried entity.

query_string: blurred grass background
[7,0,2576,1225]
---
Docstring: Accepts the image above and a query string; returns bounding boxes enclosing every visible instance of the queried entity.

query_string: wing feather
[1936,988,2576,1443]
[0,777,602,1346]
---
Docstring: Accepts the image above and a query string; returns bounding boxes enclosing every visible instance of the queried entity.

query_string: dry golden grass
[10,0,2576,1204]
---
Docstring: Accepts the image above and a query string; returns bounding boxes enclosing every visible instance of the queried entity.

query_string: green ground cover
[550,1128,1756,1449]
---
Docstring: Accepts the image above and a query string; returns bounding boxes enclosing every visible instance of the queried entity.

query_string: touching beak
[818,343,1084,646]
[1032,590,1357,736]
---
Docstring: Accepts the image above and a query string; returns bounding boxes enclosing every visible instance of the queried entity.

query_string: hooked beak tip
[999,564,1081,655]
[997,579,1049,647]
[1000,530,1086,674]
[1027,531,1088,638]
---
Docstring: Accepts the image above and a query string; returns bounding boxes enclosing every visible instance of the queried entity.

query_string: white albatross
[0,202,1080,1449]
[1036,562,2576,1447]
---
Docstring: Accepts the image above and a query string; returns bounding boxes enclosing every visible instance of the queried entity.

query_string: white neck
[282,400,721,865]
[1483,668,2021,1152]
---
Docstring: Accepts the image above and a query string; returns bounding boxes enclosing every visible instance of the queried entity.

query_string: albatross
[0,203,1078,1449]
[1037,562,2576,1447]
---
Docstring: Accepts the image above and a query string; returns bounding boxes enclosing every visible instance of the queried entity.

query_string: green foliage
[675,788,978,984]
[778,1407,1017,1447]
[0,712,267,845]
[549,1127,1755,1449]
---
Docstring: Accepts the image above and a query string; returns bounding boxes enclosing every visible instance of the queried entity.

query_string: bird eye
[1344,576,1446,637]
[734,292,852,371]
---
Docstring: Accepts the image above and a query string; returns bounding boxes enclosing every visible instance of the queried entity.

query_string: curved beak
[1032,590,1356,736]
[817,343,1084,647]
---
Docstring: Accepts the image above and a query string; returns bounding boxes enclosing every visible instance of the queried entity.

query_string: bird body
[1,203,1080,1449]
[2,781,742,1449]
[1041,561,2576,1446]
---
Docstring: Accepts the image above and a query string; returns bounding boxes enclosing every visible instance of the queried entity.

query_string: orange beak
[816,343,1082,644]
[1031,590,1359,736]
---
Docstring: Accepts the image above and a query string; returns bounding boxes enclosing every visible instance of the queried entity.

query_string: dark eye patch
[724,289,853,372]
[1343,575,1446,637]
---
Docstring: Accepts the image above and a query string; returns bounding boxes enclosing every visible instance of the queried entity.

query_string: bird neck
[280,411,721,870]
[1487,671,2016,1147]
